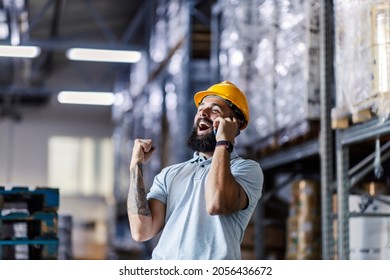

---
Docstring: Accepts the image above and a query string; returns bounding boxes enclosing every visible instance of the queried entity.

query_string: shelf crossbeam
[258,139,319,171]
[340,118,390,146]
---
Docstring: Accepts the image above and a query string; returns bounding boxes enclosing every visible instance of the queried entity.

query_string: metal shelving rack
[111,0,213,259]
[0,187,60,260]
[209,0,336,259]
[336,118,390,259]
[257,139,322,259]
[256,0,336,260]
[114,0,339,260]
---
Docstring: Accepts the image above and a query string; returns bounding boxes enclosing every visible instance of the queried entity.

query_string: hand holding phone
[213,117,241,141]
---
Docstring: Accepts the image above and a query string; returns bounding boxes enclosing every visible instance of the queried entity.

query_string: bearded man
[127,81,263,260]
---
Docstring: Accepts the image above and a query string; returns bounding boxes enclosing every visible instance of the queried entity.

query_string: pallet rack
[0,186,59,259]
[112,0,390,260]
[210,0,335,259]
[111,0,213,259]
[335,118,390,259]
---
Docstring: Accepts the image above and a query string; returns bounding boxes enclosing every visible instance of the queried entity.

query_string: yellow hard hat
[194,81,250,130]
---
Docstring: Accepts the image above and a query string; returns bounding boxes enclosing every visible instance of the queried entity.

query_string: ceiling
[0,0,214,121]
[0,0,151,119]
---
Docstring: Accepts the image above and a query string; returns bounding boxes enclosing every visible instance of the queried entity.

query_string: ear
[238,119,245,129]
[235,119,244,136]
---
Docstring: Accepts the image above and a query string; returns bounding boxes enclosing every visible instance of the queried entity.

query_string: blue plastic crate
[0,186,59,259]
[0,186,59,213]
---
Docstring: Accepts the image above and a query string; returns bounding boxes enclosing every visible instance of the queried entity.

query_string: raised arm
[205,117,248,215]
[127,139,165,242]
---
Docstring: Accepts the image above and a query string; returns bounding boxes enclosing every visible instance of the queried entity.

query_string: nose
[198,107,211,118]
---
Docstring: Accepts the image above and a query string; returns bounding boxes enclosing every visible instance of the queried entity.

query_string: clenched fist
[130,139,156,168]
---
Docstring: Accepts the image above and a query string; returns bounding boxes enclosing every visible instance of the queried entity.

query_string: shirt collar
[190,150,239,165]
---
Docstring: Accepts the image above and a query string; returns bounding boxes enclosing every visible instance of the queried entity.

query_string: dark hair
[224,99,246,128]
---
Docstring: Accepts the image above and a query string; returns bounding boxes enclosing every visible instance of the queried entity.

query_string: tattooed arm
[127,139,165,242]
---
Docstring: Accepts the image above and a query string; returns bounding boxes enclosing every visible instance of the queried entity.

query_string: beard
[186,126,216,153]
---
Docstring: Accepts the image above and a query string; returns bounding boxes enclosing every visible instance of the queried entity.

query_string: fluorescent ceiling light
[58,91,115,106]
[66,48,142,63]
[0,45,41,58]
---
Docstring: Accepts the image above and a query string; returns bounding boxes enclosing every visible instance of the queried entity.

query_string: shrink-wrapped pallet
[219,0,277,149]
[274,0,320,145]
[218,0,320,151]
[371,3,390,121]
[333,0,390,125]
[333,181,390,260]
[349,194,390,260]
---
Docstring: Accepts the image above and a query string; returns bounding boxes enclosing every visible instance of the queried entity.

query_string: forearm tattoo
[128,163,152,216]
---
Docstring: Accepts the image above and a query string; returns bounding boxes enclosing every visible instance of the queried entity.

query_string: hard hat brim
[194,90,224,107]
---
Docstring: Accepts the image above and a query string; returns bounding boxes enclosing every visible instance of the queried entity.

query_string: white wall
[0,97,114,188]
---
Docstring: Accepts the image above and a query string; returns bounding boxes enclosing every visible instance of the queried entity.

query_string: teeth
[199,120,210,128]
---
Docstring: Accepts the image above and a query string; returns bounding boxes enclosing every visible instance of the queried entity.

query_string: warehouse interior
[0,0,390,260]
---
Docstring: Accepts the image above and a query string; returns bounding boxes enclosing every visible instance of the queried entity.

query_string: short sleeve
[231,159,263,208]
[146,168,168,204]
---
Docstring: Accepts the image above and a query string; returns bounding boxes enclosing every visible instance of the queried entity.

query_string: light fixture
[66,48,142,63]
[58,91,115,106]
[0,45,41,58]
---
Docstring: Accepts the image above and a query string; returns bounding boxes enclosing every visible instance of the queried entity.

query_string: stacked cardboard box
[286,179,321,259]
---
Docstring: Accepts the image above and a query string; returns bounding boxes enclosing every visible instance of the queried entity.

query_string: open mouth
[198,118,212,132]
